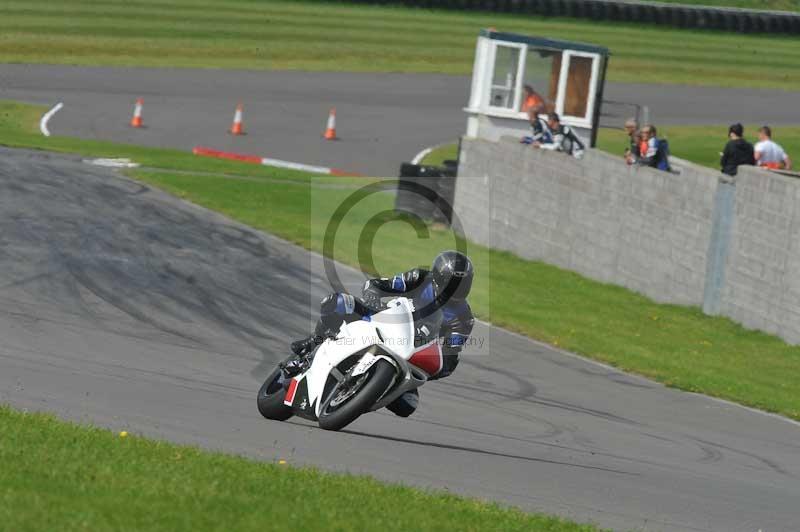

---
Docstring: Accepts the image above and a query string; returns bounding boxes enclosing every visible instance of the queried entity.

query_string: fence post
[702,175,736,316]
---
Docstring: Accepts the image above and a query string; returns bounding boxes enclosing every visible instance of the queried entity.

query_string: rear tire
[257,365,294,421]
[318,359,396,431]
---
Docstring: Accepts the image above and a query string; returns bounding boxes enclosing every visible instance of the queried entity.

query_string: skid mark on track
[406,417,713,474]
[335,427,638,476]
[437,378,642,428]
[458,358,643,426]
[1,155,319,369]
[688,437,794,477]
[462,358,538,400]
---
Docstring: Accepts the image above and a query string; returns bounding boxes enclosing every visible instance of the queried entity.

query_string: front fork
[278,352,313,384]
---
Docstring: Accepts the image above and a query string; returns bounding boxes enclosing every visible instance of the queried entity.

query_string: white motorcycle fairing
[281,297,443,421]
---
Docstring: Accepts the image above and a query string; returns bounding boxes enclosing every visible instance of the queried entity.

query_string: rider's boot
[291,317,339,357]
[386,389,419,418]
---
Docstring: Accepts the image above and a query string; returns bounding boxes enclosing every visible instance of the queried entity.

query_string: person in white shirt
[754,126,792,170]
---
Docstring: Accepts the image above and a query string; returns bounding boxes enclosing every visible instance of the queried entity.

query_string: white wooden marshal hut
[464,29,610,147]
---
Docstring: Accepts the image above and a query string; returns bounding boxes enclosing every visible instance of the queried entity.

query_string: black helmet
[432,251,473,303]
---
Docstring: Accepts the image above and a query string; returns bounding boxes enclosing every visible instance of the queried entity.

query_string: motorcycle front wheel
[318,359,395,431]
[257,362,294,421]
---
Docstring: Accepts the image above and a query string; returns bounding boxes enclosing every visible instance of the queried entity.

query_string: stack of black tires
[395,159,458,226]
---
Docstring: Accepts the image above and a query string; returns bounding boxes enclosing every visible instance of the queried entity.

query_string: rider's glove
[361,283,384,312]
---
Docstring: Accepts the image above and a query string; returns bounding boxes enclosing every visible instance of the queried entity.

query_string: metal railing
[598,99,650,130]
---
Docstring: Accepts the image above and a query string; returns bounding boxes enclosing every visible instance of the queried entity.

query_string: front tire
[257,365,293,421]
[318,359,396,431]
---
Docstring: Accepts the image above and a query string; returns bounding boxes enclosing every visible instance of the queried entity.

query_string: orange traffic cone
[323,108,337,140]
[130,98,144,128]
[229,103,244,135]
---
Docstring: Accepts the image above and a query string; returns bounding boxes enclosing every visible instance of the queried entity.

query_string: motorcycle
[256,297,443,431]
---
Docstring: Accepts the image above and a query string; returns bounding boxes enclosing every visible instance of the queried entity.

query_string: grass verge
[3,100,800,421]
[0,405,604,532]
[0,0,799,90]
[420,143,460,167]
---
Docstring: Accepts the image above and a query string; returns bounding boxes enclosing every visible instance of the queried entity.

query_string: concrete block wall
[456,137,718,306]
[719,166,800,344]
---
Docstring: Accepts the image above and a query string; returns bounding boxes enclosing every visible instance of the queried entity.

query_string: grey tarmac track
[1,147,800,532]
[1,65,799,176]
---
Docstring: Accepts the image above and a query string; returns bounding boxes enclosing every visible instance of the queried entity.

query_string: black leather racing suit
[305,268,474,417]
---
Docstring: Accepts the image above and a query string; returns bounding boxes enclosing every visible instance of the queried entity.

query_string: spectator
[520,108,552,145]
[720,123,755,176]
[537,113,585,158]
[755,125,792,171]
[521,85,545,114]
[624,118,640,164]
[636,124,671,172]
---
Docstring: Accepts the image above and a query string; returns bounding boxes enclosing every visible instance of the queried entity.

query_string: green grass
[1,0,799,90]
[420,143,460,166]
[3,99,800,421]
[0,405,604,532]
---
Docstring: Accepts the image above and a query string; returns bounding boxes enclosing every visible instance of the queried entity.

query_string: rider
[289,251,475,418]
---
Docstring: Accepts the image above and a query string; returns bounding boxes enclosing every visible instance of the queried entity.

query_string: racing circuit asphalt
[1,147,799,532]
[2,64,800,176]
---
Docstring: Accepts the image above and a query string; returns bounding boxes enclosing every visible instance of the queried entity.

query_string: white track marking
[260,157,332,175]
[411,145,435,165]
[84,158,140,168]
[39,102,63,137]
[410,142,454,165]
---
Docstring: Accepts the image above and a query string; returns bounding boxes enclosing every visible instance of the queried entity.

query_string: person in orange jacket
[521,85,545,114]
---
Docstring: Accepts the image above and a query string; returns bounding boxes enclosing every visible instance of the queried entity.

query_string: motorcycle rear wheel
[318,359,396,431]
[257,363,294,421]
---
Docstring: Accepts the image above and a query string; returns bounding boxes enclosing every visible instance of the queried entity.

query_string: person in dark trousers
[720,123,755,176]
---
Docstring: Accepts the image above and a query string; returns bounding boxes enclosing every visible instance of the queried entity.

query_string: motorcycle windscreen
[408,341,443,376]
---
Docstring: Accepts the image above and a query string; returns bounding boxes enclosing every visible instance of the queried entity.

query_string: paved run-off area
[2,65,800,176]
[1,147,799,531]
